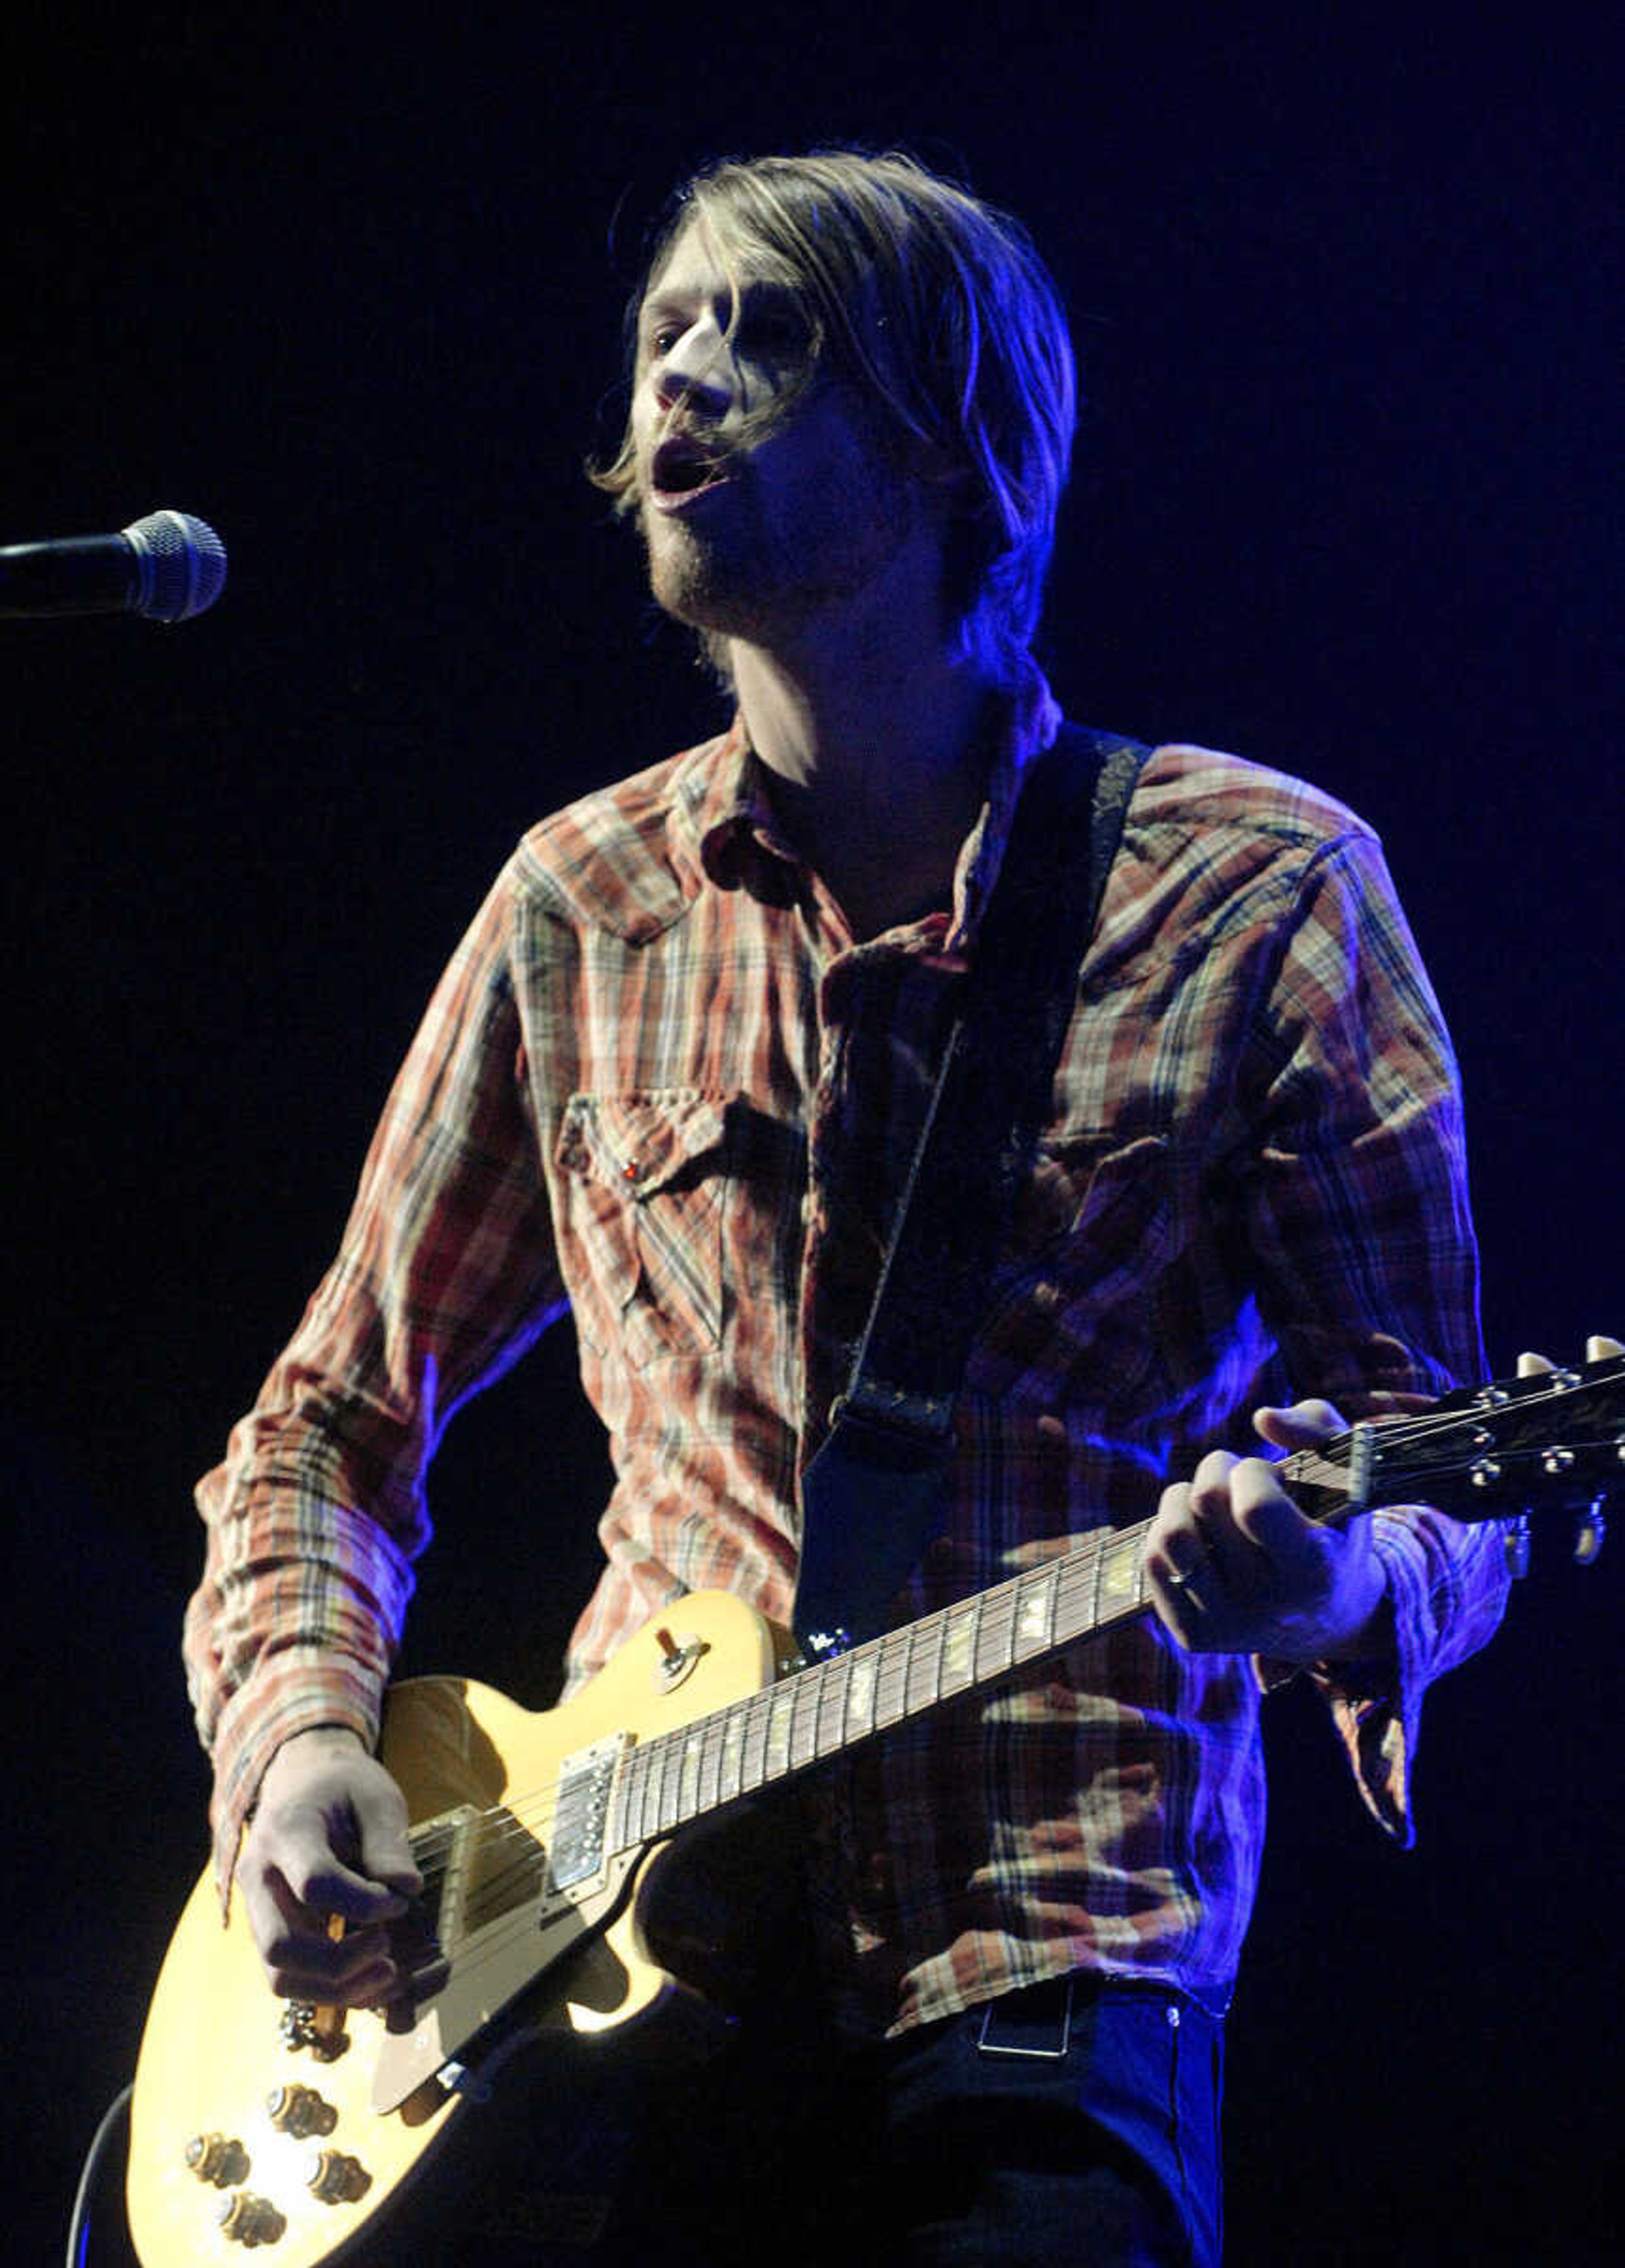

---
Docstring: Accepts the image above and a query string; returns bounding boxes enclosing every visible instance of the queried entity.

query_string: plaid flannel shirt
[185,673,1508,2034]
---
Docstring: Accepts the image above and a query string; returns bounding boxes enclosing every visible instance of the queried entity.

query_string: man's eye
[740,315,807,364]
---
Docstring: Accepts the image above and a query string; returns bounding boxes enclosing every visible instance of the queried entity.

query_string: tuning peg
[1516,1340,1623,1377]
[1574,1501,1607,1566]
[1502,1515,1532,1579]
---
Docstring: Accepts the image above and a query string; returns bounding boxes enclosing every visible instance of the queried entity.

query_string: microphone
[0,510,227,622]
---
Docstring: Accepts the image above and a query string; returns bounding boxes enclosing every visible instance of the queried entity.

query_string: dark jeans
[403,1972,1224,2267]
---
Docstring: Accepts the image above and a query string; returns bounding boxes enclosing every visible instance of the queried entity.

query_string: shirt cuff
[1253,1516,1431,1846]
[209,1655,386,1913]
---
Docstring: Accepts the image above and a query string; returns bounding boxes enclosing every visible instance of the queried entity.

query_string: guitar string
[391,1526,1157,1995]
[402,1515,1145,1879]
[402,1389,1604,1919]
[376,1380,1618,1981]
[397,1542,1136,1945]
[400,1520,1131,1857]
[398,1550,1377,1944]
[394,1518,1159,1993]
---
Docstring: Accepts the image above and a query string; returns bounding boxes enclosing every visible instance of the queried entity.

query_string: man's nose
[654,323,733,416]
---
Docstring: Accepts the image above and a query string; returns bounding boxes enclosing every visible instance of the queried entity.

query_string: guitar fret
[618,1743,646,1847]
[677,1726,703,1820]
[1087,1532,1106,1636]
[740,1689,772,1792]
[696,1716,722,1814]
[815,1655,848,1759]
[718,1702,746,1802]
[658,1730,685,1832]
[1097,1530,1142,1617]
[876,1627,912,1727]
[844,1650,879,1740]
[1052,1542,1100,1645]
[908,1613,946,1713]
[636,1741,661,1842]
[1012,1567,1056,1659]
[606,1746,635,1852]
[639,1734,661,1836]
[941,1597,981,1692]
[620,1740,646,1846]
[978,1583,1017,1680]
[789,1666,823,1771]
[763,1685,796,1782]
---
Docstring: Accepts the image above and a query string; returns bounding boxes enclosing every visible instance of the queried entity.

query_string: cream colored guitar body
[128,1347,1625,2264]
[127,1592,782,2268]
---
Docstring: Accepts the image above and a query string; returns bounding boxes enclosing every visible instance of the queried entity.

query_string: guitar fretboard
[604,1433,1374,1856]
[607,1518,1158,1854]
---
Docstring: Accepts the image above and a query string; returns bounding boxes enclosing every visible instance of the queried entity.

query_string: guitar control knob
[278,2000,350,2060]
[213,2191,286,2245]
[1469,1458,1501,1487]
[304,2148,372,2204]
[184,2133,250,2187]
[266,2083,338,2137]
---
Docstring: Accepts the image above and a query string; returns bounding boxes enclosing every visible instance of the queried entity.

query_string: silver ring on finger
[1166,1562,1206,1614]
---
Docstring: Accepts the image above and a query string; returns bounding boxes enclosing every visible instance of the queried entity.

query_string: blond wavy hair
[590,149,1077,684]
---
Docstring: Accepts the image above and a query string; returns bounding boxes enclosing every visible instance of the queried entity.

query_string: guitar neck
[605,1434,1363,1858]
[604,1329,1625,1859]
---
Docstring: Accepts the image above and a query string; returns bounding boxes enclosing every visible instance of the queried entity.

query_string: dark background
[7,7,1619,2261]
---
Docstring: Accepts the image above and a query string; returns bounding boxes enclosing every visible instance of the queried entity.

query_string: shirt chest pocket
[554,1090,730,1368]
[971,1131,1175,1403]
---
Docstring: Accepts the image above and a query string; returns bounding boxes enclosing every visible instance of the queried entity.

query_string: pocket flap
[558,1090,730,1200]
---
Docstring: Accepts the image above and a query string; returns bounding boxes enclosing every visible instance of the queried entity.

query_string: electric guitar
[127,1351,1625,2266]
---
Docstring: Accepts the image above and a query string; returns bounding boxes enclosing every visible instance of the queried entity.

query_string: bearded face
[631,224,935,653]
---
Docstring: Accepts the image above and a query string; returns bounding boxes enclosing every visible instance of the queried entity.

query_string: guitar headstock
[1288,1351,1625,1562]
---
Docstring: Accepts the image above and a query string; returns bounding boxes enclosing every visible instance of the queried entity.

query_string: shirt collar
[690,714,804,884]
[678,657,1063,946]
[947,654,1062,952]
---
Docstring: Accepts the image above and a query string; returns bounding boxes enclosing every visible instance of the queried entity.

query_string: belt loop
[975,1975,1074,2061]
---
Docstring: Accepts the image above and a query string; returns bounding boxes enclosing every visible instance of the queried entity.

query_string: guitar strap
[793,722,1149,1655]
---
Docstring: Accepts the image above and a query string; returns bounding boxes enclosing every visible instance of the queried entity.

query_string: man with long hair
[185,151,1509,2262]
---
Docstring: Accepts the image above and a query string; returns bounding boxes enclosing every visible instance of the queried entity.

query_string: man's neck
[728,623,996,940]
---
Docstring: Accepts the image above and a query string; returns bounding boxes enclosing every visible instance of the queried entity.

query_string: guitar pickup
[407,1803,481,1953]
[545,1734,632,1896]
[1344,1422,1377,1512]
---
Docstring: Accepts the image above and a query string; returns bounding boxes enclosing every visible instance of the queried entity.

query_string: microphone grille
[121,510,229,622]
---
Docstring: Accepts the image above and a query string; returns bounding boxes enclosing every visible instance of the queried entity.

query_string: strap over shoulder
[793,723,1150,1654]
